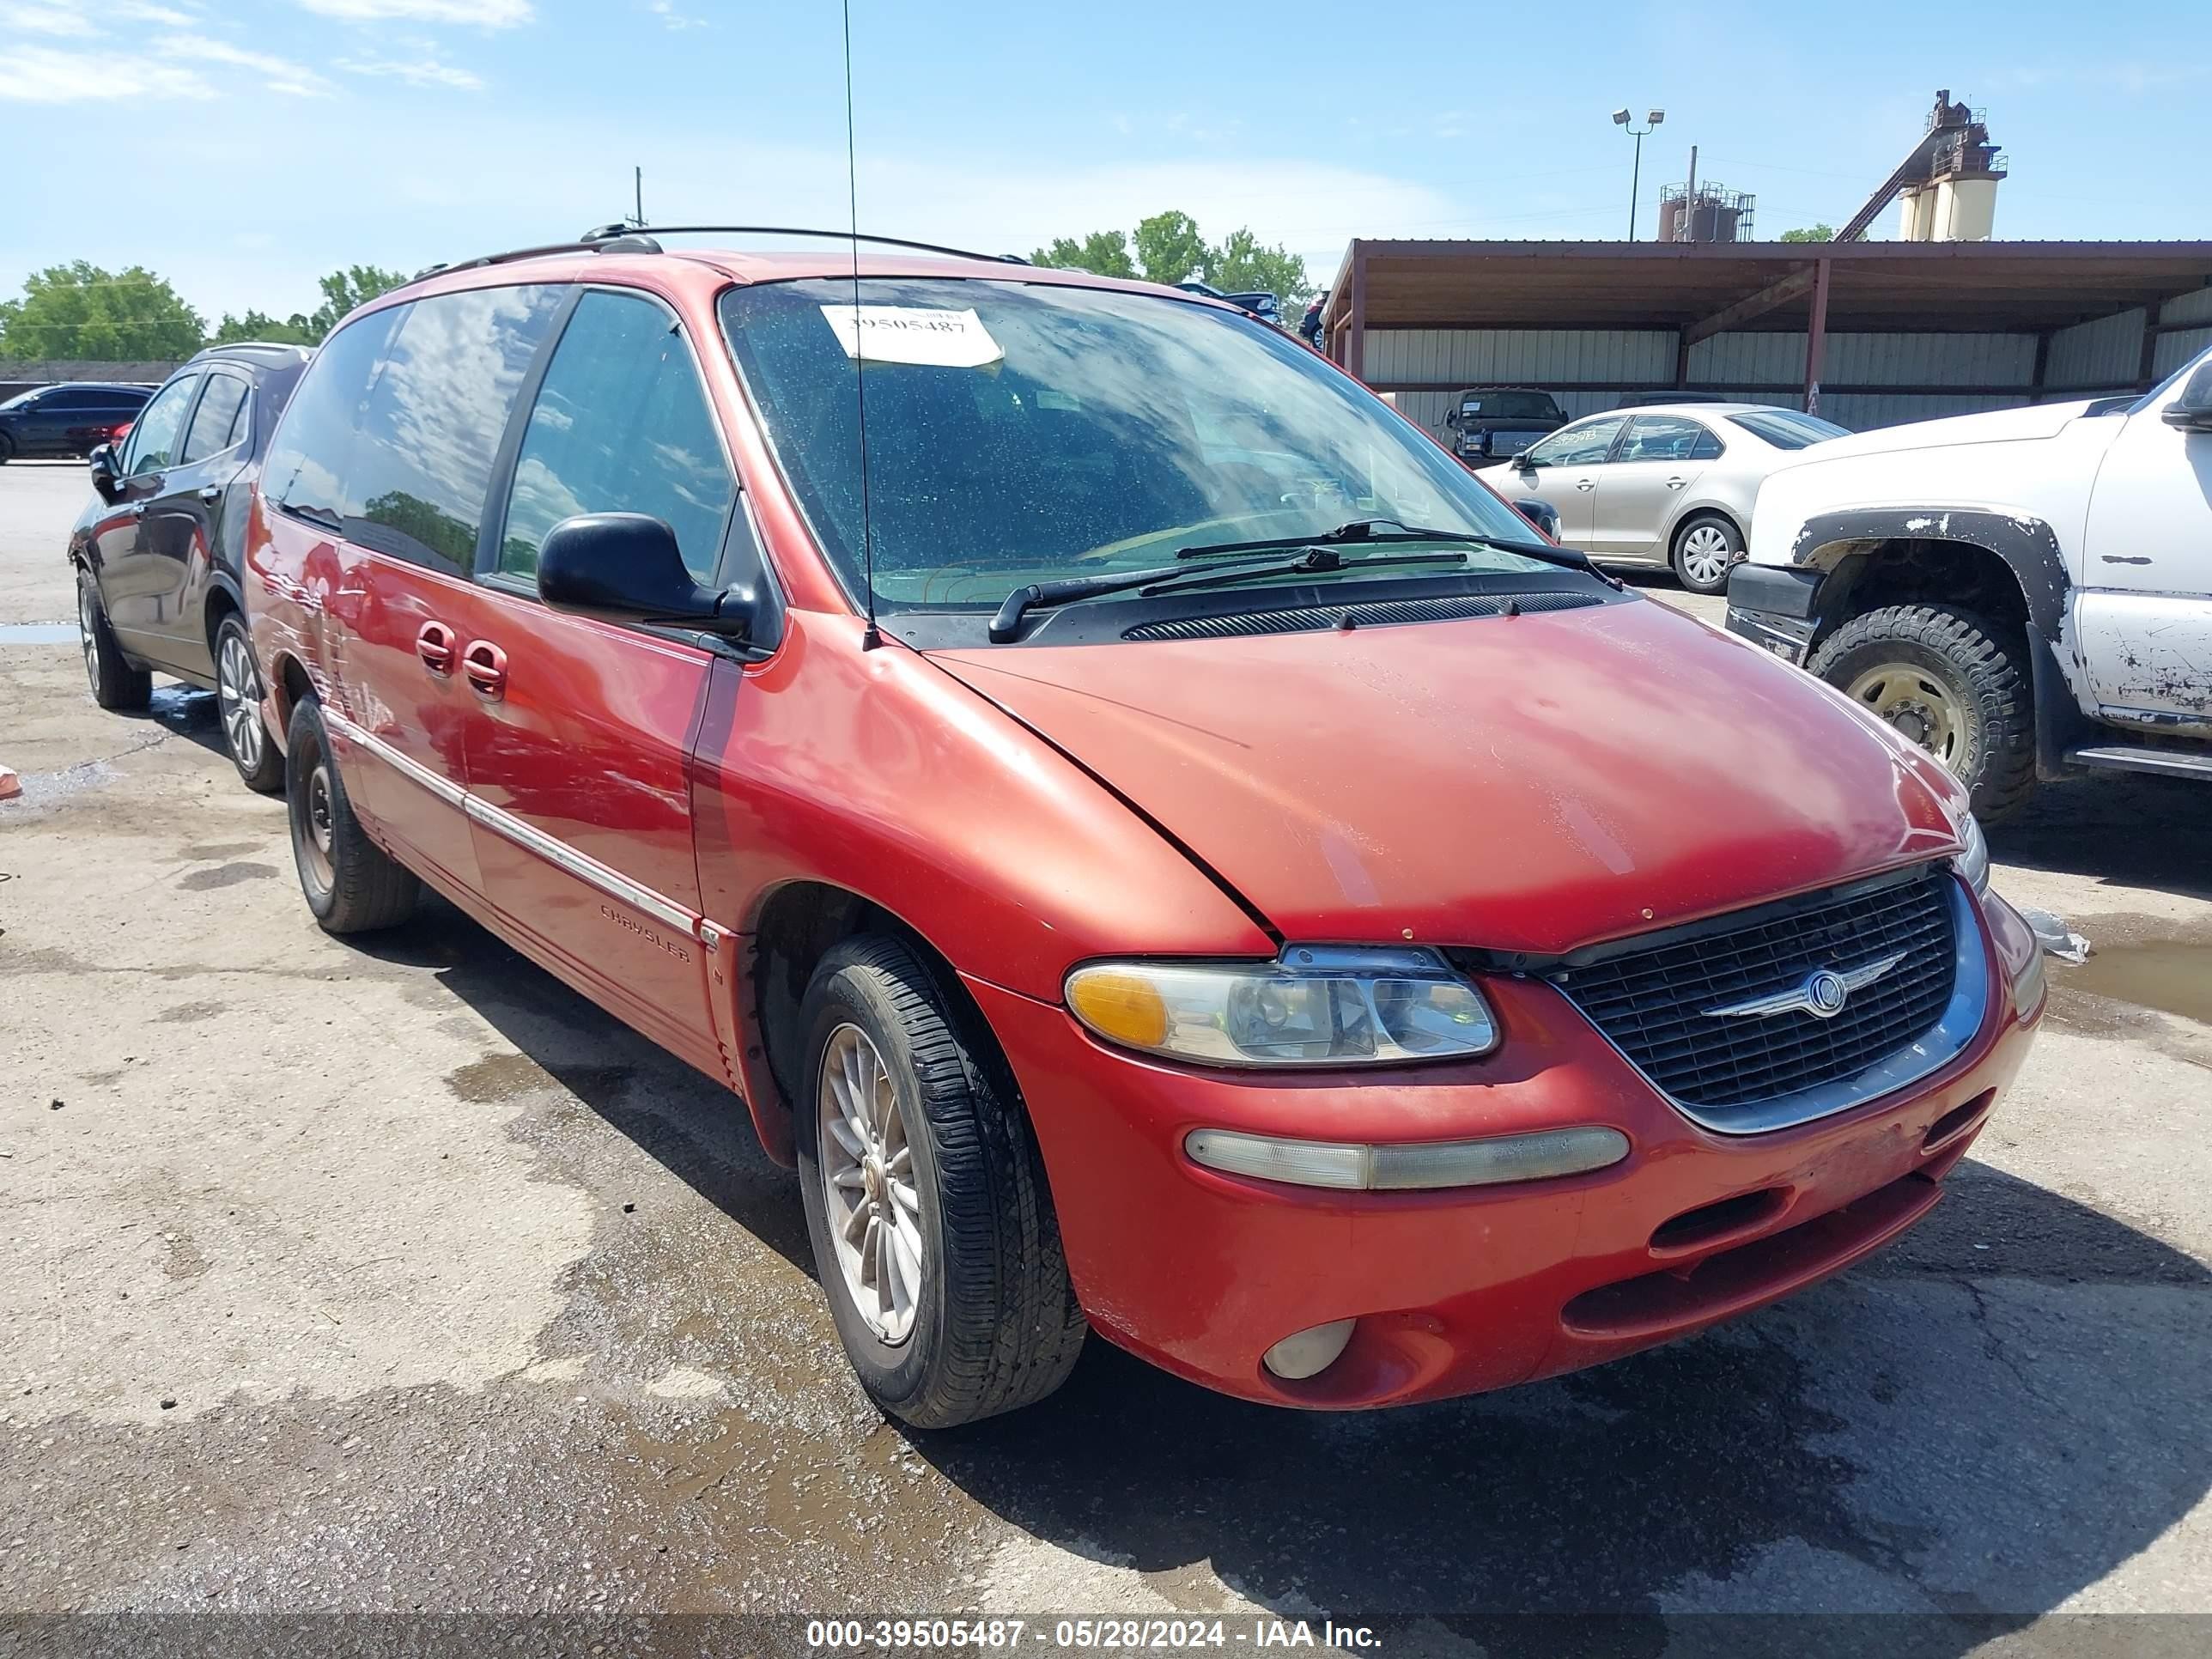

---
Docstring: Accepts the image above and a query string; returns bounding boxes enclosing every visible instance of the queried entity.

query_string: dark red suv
[247,233,2045,1426]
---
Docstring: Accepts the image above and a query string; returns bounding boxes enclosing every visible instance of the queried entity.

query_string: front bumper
[1723,562,1826,665]
[968,889,2045,1409]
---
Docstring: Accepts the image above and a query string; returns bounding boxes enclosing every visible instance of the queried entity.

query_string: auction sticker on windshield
[822,304,1005,368]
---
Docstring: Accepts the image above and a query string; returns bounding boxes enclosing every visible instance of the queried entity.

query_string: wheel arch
[1668,503,1746,556]
[740,878,1016,1170]
[264,648,317,755]
[200,575,247,654]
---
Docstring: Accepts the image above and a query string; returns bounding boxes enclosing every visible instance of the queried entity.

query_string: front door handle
[1574,478,1597,491]
[462,638,508,700]
[198,485,222,502]
[416,620,458,677]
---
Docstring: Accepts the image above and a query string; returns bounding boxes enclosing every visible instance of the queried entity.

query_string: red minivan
[246,233,2046,1427]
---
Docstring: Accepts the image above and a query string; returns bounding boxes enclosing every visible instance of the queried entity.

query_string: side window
[1618,416,1709,464]
[180,373,250,464]
[344,284,564,573]
[264,305,406,519]
[1690,427,1723,461]
[118,376,200,476]
[495,290,736,584]
[1527,416,1625,468]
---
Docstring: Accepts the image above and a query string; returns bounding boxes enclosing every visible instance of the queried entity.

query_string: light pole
[1612,107,1665,240]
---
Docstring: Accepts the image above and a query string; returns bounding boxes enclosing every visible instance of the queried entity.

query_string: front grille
[1547,871,1957,1111]
[1122,590,1600,641]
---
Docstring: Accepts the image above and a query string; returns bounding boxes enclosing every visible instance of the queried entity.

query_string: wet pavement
[4,463,2210,1644]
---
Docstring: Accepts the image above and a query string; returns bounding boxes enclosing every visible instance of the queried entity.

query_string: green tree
[1210,228,1313,307]
[0,262,206,362]
[209,309,316,347]
[1030,230,1137,278]
[1133,210,1211,286]
[1779,224,1835,243]
[302,264,410,343]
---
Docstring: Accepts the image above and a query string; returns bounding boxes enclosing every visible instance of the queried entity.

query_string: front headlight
[1955,813,1990,895]
[1065,945,1498,1066]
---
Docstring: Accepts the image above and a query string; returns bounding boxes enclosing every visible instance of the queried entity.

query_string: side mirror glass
[2161,363,2212,433]
[1515,453,1540,471]
[537,512,752,641]
[87,443,120,503]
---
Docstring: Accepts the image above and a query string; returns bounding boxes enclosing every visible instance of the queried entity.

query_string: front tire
[1808,603,2038,823]
[285,696,420,933]
[214,615,283,794]
[1669,513,1741,595]
[795,936,1085,1428]
[77,565,151,711]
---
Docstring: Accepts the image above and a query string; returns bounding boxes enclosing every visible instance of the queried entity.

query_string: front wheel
[795,936,1085,1428]
[214,615,283,793]
[1808,603,2038,823]
[1669,514,1742,595]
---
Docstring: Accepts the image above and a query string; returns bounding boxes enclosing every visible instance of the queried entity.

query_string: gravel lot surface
[4,458,2209,1647]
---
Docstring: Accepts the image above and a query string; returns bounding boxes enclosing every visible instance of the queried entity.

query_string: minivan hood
[929,599,1963,957]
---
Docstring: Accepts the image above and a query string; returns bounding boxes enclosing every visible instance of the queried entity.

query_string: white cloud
[158,33,332,97]
[647,0,705,28]
[0,45,215,101]
[293,0,532,23]
[0,2,93,34]
[337,55,484,90]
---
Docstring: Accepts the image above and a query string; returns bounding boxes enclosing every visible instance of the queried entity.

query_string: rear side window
[180,372,250,464]
[343,285,565,572]
[1618,416,1713,463]
[264,306,407,520]
[495,290,734,583]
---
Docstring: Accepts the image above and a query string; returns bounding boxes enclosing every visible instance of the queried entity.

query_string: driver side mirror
[2161,363,2212,434]
[88,443,121,504]
[537,512,755,641]
[1514,453,1540,472]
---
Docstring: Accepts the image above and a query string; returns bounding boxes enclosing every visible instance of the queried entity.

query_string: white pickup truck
[1726,343,2212,821]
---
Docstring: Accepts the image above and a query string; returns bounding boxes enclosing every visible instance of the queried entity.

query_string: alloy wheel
[817,1022,925,1345]
[218,633,263,772]
[78,582,100,696]
[1845,661,1967,768]
[1678,524,1733,588]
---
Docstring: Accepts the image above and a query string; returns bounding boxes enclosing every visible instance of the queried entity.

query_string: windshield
[1727,410,1850,450]
[719,278,1552,613]
[1458,390,1561,422]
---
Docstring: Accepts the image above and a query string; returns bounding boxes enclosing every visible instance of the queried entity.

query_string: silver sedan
[1479,403,1848,594]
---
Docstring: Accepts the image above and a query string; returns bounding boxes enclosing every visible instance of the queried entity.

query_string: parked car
[1442,386,1566,464]
[246,236,2043,1427]
[1172,280,1282,327]
[1730,348,2212,820]
[1480,403,1850,595]
[68,343,311,791]
[0,381,153,462]
[1614,390,1738,409]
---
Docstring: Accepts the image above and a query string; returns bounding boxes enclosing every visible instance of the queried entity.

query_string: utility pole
[1612,107,1665,240]
[634,166,645,228]
[1684,145,1698,241]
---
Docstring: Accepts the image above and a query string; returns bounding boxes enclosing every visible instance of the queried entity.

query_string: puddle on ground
[2057,939,2212,1028]
[0,623,79,645]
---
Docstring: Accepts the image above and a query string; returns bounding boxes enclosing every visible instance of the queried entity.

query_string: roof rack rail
[580,222,1030,265]
[410,229,664,283]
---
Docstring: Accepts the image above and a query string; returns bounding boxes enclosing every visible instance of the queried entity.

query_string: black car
[70,343,310,791]
[1442,386,1566,460]
[1172,280,1283,327]
[0,381,153,462]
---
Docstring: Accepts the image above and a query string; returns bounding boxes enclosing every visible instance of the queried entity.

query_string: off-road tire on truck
[796,935,1087,1428]
[1808,602,2038,823]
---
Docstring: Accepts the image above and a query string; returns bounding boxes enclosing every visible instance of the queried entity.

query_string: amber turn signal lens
[1066,969,1171,1048]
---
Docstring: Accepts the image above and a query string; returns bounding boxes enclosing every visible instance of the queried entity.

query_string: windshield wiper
[988,546,1465,642]
[1176,516,1604,580]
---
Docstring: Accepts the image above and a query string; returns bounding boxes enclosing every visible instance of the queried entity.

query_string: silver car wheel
[78,580,100,694]
[1679,524,1734,587]
[218,633,262,771]
[817,1022,924,1346]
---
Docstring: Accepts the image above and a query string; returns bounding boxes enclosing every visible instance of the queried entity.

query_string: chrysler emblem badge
[1703,951,1906,1022]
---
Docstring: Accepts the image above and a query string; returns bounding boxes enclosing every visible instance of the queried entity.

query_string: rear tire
[795,935,1086,1428]
[77,565,151,711]
[0,433,15,464]
[285,696,420,933]
[1808,603,2038,823]
[1669,513,1741,595]
[214,615,283,794]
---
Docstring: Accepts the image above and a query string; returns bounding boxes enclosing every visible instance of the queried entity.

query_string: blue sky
[3,0,2208,325]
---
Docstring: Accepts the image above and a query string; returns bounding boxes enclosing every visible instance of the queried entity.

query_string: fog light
[1263,1318,1356,1381]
